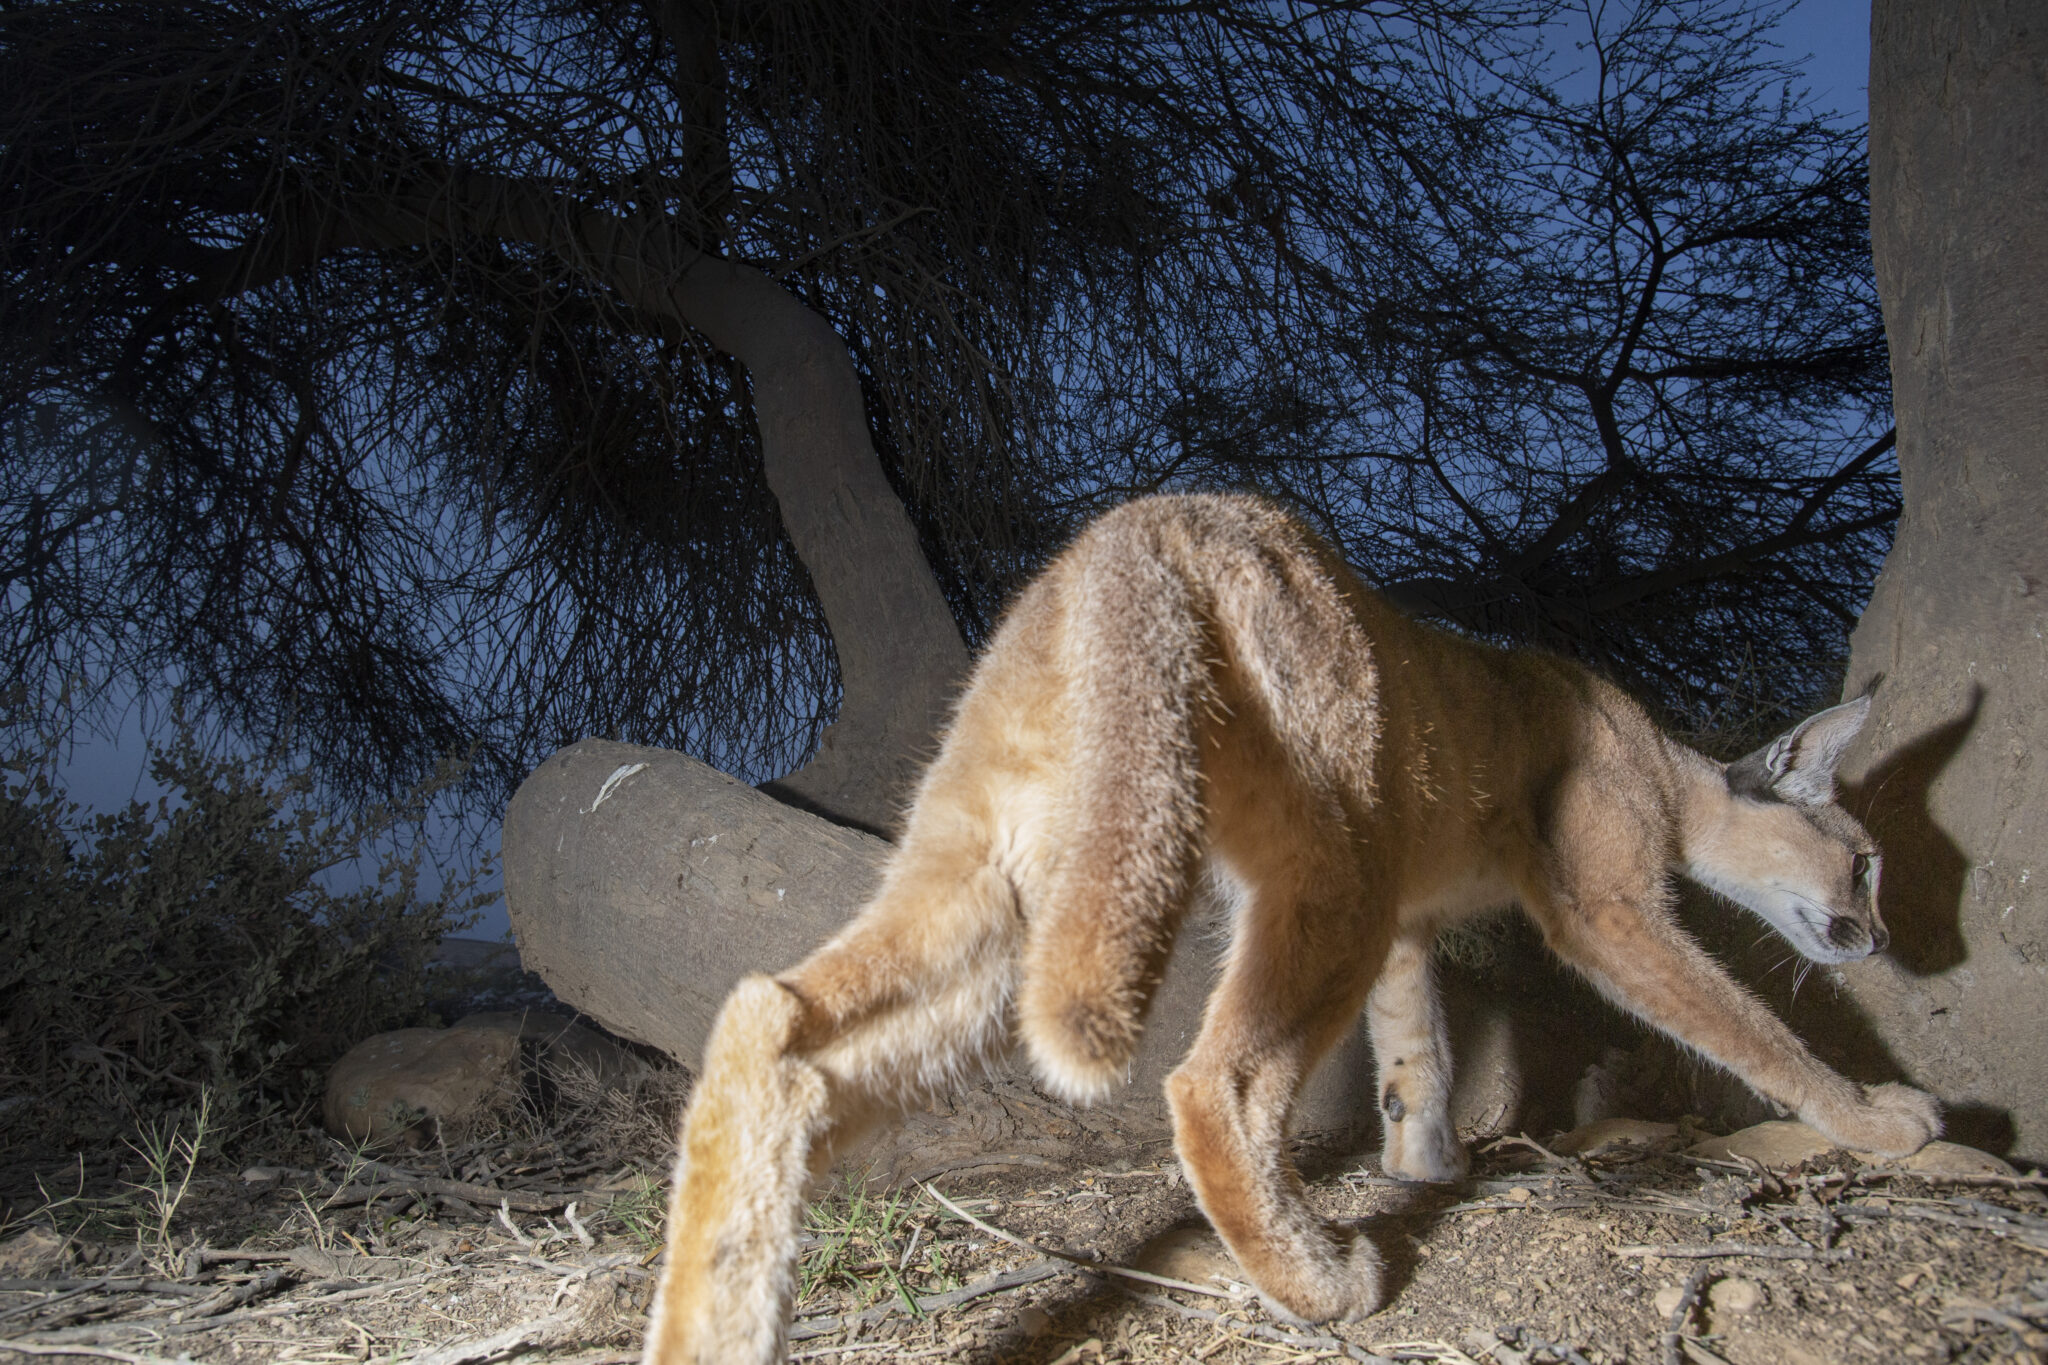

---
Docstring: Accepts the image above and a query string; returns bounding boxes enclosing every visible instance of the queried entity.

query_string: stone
[1709,1276,1765,1316]
[1653,1283,1688,1318]
[1132,1226,1241,1288]
[289,1246,411,1281]
[1553,1118,1680,1159]
[1685,1121,1837,1168]
[0,1225,72,1278]
[323,1009,645,1145]
[1685,1121,2017,1177]
[1883,1140,2017,1178]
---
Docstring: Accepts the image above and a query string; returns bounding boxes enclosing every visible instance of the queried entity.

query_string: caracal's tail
[1017,494,1382,1103]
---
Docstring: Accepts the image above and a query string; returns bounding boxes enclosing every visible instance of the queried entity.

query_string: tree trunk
[654,253,971,832]
[1832,0,2048,1160]
[362,176,973,831]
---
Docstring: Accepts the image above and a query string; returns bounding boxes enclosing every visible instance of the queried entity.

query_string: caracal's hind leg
[1367,932,1467,1182]
[1171,826,1392,1326]
[643,837,1024,1365]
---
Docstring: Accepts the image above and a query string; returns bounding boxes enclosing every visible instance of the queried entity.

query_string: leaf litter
[3,1105,2045,1365]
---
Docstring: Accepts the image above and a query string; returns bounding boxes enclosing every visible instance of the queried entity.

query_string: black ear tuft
[1724,747,1784,803]
[1727,696,1872,806]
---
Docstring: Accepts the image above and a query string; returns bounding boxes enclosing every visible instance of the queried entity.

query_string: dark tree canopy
[1,0,1894,812]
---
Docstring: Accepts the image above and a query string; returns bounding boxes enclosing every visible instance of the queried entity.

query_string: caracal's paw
[1381,1115,1469,1183]
[1805,1081,1943,1159]
[1254,1225,1386,1327]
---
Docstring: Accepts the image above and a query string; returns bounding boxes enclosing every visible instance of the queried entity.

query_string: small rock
[1553,1118,1680,1159]
[1653,1283,1688,1317]
[1503,1186,1533,1203]
[0,1225,72,1277]
[288,1246,411,1281]
[1884,1140,2017,1178]
[1133,1227,1240,1287]
[1685,1120,1836,1168]
[1709,1276,1765,1315]
[323,1023,519,1145]
[322,1009,645,1145]
[1014,1305,1054,1338]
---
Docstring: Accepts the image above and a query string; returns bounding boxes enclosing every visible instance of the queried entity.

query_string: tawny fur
[643,493,1941,1365]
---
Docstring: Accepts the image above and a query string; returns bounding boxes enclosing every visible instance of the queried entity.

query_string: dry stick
[918,1183,1240,1300]
[1941,1302,2048,1343]
[901,1153,1061,1185]
[191,1250,295,1267]
[1613,1242,1852,1263]
[0,1280,210,1299]
[1793,1202,2048,1249]
[1111,1285,1395,1364]
[1481,1133,1570,1164]
[1857,1167,2048,1189]
[786,1260,1066,1342]
[1660,1265,1713,1365]
[319,1177,604,1214]
[396,1308,576,1365]
[166,1268,288,1324]
[0,1343,197,1365]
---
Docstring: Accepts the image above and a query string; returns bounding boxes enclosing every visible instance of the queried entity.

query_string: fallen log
[503,738,1593,1146]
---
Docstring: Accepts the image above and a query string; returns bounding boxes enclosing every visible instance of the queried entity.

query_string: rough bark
[635,249,970,831]
[1828,0,2048,1161]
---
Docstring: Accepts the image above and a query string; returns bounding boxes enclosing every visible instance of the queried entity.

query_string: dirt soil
[3,1118,2045,1365]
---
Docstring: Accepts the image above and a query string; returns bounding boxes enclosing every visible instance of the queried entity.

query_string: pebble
[1710,1277,1765,1315]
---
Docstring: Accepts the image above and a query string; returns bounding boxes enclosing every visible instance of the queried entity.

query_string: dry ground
[3,1110,2045,1365]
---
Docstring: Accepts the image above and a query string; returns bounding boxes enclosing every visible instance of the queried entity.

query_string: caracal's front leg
[1533,891,1940,1158]
[1366,931,1467,1181]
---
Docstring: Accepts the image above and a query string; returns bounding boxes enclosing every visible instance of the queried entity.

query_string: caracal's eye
[1851,852,1870,883]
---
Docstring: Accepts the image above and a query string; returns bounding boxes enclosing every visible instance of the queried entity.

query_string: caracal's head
[1687,696,1888,965]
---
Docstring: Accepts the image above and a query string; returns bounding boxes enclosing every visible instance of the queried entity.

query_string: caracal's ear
[1726,695,1871,807]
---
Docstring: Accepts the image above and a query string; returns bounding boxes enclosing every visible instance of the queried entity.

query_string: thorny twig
[1661,1265,1713,1365]
[919,1183,1240,1300]
[1614,1242,1852,1263]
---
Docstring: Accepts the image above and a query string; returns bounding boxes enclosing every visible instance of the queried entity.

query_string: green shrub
[0,726,490,1150]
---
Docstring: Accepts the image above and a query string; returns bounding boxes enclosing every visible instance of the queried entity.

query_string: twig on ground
[563,1202,596,1249]
[919,1183,1239,1300]
[1481,1134,1569,1165]
[901,1153,1061,1185]
[787,1259,1065,1342]
[1661,1265,1713,1365]
[495,1201,537,1249]
[318,1158,613,1213]
[1941,1301,2048,1348]
[1857,1167,2048,1189]
[0,1344,198,1365]
[789,1342,957,1361]
[1368,1337,1487,1363]
[166,1268,287,1323]
[1614,1242,1852,1263]
[0,1279,210,1299]
[1113,1284,1394,1363]
[396,1307,575,1365]
[191,1250,296,1267]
